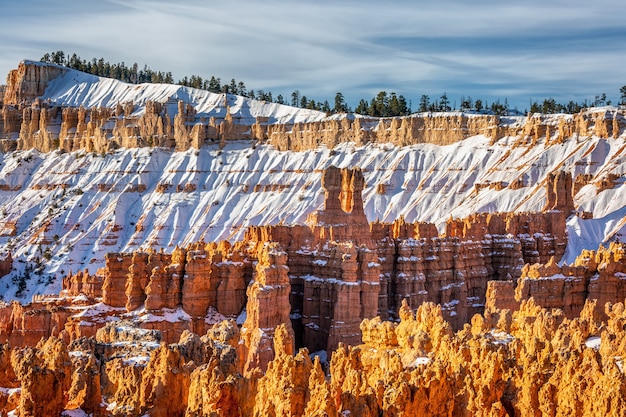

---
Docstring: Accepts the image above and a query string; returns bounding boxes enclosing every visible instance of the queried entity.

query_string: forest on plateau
[40,50,626,117]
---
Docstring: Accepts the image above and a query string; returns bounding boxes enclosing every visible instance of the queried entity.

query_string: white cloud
[1,0,625,109]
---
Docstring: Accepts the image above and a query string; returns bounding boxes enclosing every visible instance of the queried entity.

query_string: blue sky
[1,0,625,112]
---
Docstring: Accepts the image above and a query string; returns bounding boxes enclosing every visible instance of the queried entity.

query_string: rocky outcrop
[10,337,72,417]
[4,287,626,415]
[3,62,68,106]
[2,61,625,154]
[544,170,575,213]
[0,162,576,357]
[240,243,294,374]
[182,241,246,319]
[485,242,626,321]
[102,253,133,308]
[0,251,11,278]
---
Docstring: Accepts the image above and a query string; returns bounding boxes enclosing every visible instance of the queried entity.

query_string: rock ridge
[2,61,625,154]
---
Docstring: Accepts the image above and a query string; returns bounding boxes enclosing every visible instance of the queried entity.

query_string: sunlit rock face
[1,59,626,415]
[3,294,626,416]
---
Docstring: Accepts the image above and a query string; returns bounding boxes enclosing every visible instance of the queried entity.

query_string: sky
[1,0,625,112]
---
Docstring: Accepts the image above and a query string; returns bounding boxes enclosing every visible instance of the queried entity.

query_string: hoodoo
[0,60,626,415]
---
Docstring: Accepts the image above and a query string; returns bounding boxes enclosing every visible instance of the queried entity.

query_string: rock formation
[544,170,575,213]
[2,61,624,154]
[2,59,626,415]
[0,251,11,278]
[0,165,577,354]
[3,296,626,415]
[240,242,294,374]
[3,62,68,106]
[486,241,626,321]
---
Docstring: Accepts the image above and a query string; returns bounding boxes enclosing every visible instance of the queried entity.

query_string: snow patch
[585,336,601,350]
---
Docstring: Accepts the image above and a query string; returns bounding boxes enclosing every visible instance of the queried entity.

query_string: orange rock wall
[2,62,625,154]
[490,242,626,320]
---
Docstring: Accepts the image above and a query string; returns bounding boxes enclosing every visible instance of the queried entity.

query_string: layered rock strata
[487,241,626,320]
[240,242,294,374]
[0,165,573,354]
[2,61,625,153]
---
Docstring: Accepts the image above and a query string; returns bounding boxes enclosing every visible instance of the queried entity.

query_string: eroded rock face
[3,62,68,106]
[493,242,626,320]
[0,251,11,278]
[2,61,624,154]
[240,242,294,374]
[4,297,626,416]
[0,165,575,354]
[544,170,575,214]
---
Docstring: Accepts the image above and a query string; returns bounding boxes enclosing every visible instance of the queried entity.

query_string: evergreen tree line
[40,50,408,116]
[41,51,626,116]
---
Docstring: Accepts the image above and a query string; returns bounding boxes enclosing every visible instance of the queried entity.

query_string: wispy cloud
[1,0,625,110]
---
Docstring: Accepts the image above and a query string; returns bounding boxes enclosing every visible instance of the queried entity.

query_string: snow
[123,355,150,366]
[236,308,247,325]
[0,387,20,396]
[36,62,328,125]
[489,330,515,345]
[205,306,227,325]
[310,350,328,365]
[130,307,192,323]
[71,303,126,319]
[413,356,431,366]
[585,336,601,350]
[61,409,89,417]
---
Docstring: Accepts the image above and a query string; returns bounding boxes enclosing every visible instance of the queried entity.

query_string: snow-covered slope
[0,132,624,301]
[33,60,327,124]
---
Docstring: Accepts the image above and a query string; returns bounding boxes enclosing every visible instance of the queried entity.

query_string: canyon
[0,60,625,415]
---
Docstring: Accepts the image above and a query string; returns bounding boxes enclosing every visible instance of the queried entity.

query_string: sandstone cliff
[2,61,625,154]
[486,241,626,321]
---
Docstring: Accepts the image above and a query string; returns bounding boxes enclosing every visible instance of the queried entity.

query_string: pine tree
[419,95,430,112]
[333,92,347,113]
[229,79,238,95]
[291,90,300,107]
[238,81,247,97]
[355,99,369,114]
[439,93,450,111]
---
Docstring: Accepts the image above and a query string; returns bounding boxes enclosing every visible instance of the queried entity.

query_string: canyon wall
[2,61,625,154]
[487,241,626,320]
[0,166,571,355]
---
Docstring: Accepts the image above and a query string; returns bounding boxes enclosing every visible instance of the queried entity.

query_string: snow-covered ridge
[14,60,606,129]
[0,130,624,301]
[23,60,328,125]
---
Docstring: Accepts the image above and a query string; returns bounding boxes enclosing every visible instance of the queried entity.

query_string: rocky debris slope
[3,296,626,416]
